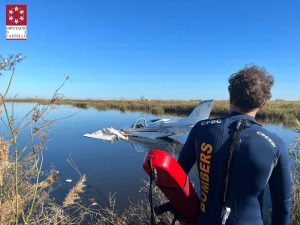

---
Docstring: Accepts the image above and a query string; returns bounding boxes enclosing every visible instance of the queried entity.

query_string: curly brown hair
[228,65,274,112]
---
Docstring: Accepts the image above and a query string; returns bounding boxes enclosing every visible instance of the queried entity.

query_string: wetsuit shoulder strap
[222,119,248,224]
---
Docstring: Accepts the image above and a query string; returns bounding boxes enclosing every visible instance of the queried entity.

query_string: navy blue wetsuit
[178,112,291,225]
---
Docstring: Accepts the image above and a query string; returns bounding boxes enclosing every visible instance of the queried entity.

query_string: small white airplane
[83,99,214,141]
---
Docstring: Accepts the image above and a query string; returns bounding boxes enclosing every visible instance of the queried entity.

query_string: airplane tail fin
[182,99,214,123]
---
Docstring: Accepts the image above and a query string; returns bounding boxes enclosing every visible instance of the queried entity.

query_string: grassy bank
[9,99,300,126]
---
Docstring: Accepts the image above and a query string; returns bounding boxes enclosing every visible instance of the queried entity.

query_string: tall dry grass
[9,98,300,126]
[290,123,300,225]
[0,55,75,224]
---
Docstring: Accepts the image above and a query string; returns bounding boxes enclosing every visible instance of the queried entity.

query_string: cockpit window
[131,118,147,128]
[135,124,144,128]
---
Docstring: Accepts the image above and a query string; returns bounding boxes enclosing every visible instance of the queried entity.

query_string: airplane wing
[83,128,128,141]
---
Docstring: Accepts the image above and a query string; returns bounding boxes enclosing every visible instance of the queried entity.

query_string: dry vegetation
[290,129,300,225]
[10,98,300,127]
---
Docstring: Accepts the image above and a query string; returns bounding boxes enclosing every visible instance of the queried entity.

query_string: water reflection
[125,136,184,155]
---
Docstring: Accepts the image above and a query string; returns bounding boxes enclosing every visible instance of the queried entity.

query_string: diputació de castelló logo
[6,5,27,40]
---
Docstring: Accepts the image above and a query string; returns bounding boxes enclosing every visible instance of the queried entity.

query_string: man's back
[178,112,291,225]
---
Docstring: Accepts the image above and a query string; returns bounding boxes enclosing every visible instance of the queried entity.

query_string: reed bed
[288,126,300,225]
[10,99,300,126]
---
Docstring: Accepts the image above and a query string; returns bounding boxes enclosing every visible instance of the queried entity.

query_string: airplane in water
[83,99,214,141]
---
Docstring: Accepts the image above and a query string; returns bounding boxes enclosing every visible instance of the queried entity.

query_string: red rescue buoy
[143,149,199,223]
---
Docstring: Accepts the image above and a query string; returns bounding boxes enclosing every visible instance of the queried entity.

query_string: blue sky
[1,0,299,100]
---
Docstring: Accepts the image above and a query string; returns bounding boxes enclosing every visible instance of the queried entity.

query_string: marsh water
[3,103,298,211]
